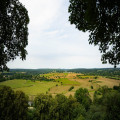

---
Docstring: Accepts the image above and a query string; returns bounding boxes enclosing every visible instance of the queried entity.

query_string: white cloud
[7,0,119,69]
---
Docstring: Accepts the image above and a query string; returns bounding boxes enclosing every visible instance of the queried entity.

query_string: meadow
[0,72,120,100]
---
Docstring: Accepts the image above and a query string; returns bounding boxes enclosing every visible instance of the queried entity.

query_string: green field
[0,79,60,96]
[0,72,120,99]
[55,78,79,85]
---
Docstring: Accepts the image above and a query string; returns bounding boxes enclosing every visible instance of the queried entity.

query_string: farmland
[1,70,120,120]
[0,72,120,100]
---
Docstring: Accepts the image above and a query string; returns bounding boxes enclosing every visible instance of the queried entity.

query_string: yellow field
[46,72,120,98]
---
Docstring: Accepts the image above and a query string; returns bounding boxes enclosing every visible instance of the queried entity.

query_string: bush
[113,85,120,92]
[68,86,74,91]
[89,80,92,82]
[91,86,93,89]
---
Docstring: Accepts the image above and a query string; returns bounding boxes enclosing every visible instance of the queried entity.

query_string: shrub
[68,86,74,91]
[89,80,92,82]
[91,86,93,89]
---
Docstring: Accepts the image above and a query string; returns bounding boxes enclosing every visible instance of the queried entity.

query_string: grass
[55,78,79,85]
[0,79,33,89]
[1,73,120,99]
[77,75,97,79]
[0,79,60,96]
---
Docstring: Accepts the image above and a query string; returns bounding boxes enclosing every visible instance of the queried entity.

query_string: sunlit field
[0,72,120,100]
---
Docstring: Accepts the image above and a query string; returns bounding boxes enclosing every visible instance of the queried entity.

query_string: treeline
[0,69,65,82]
[0,85,120,120]
[9,68,120,76]
[1,68,120,82]
[68,68,120,77]
[10,69,66,74]
[0,73,54,82]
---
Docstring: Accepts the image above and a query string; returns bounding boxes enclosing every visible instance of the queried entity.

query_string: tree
[0,86,15,120]
[0,0,29,71]
[68,0,120,67]
[34,94,53,120]
[75,88,92,110]
[86,105,106,120]
[68,95,86,120]
[103,92,120,120]
[14,91,29,120]
[0,86,28,120]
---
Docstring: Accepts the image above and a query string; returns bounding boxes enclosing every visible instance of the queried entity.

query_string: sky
[7,0,117,69]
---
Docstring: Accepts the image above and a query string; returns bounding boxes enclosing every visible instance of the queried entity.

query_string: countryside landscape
[1,0,120,120]
[1,68,120,119]
[1,69,120,100]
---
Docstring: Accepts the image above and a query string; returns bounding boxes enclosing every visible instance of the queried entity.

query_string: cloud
[20,0,63,30]
[7,0,118,69]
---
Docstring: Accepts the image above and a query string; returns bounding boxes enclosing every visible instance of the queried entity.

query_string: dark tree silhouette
[69,0,120,67]
[0,0,29,71]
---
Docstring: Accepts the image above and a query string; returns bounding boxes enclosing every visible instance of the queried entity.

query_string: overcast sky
[7,0,117,69]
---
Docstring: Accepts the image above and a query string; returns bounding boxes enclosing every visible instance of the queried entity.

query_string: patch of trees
[33,94,86,120]
[91,86,120,120]
[1,85,120,120]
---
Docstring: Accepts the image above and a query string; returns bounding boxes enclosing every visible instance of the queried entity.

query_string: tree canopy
[0,0,29,71]
[0,86,28,120]
[69,0,120,67]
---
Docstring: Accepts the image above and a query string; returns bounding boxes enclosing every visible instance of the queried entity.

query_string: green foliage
[94,76,98,79]
[0,86,28,120]
[0,0,29,71]
[89,80,92,82]
[93,86,111,104]
[34,94,53,120]
[69,0,120,67]
[103,92,120,120]
[1,85,120,120]
[92,87,120,120]
[0,86,15,120]
[75,88,92,110]
[91,86,93,89]
[113,85,120,92]
[34,94,86,120]
[14,91,29,119]
[86,105,106,120]
[68,95,86,120]
[27,108,36,120]
[68,86,74,91]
